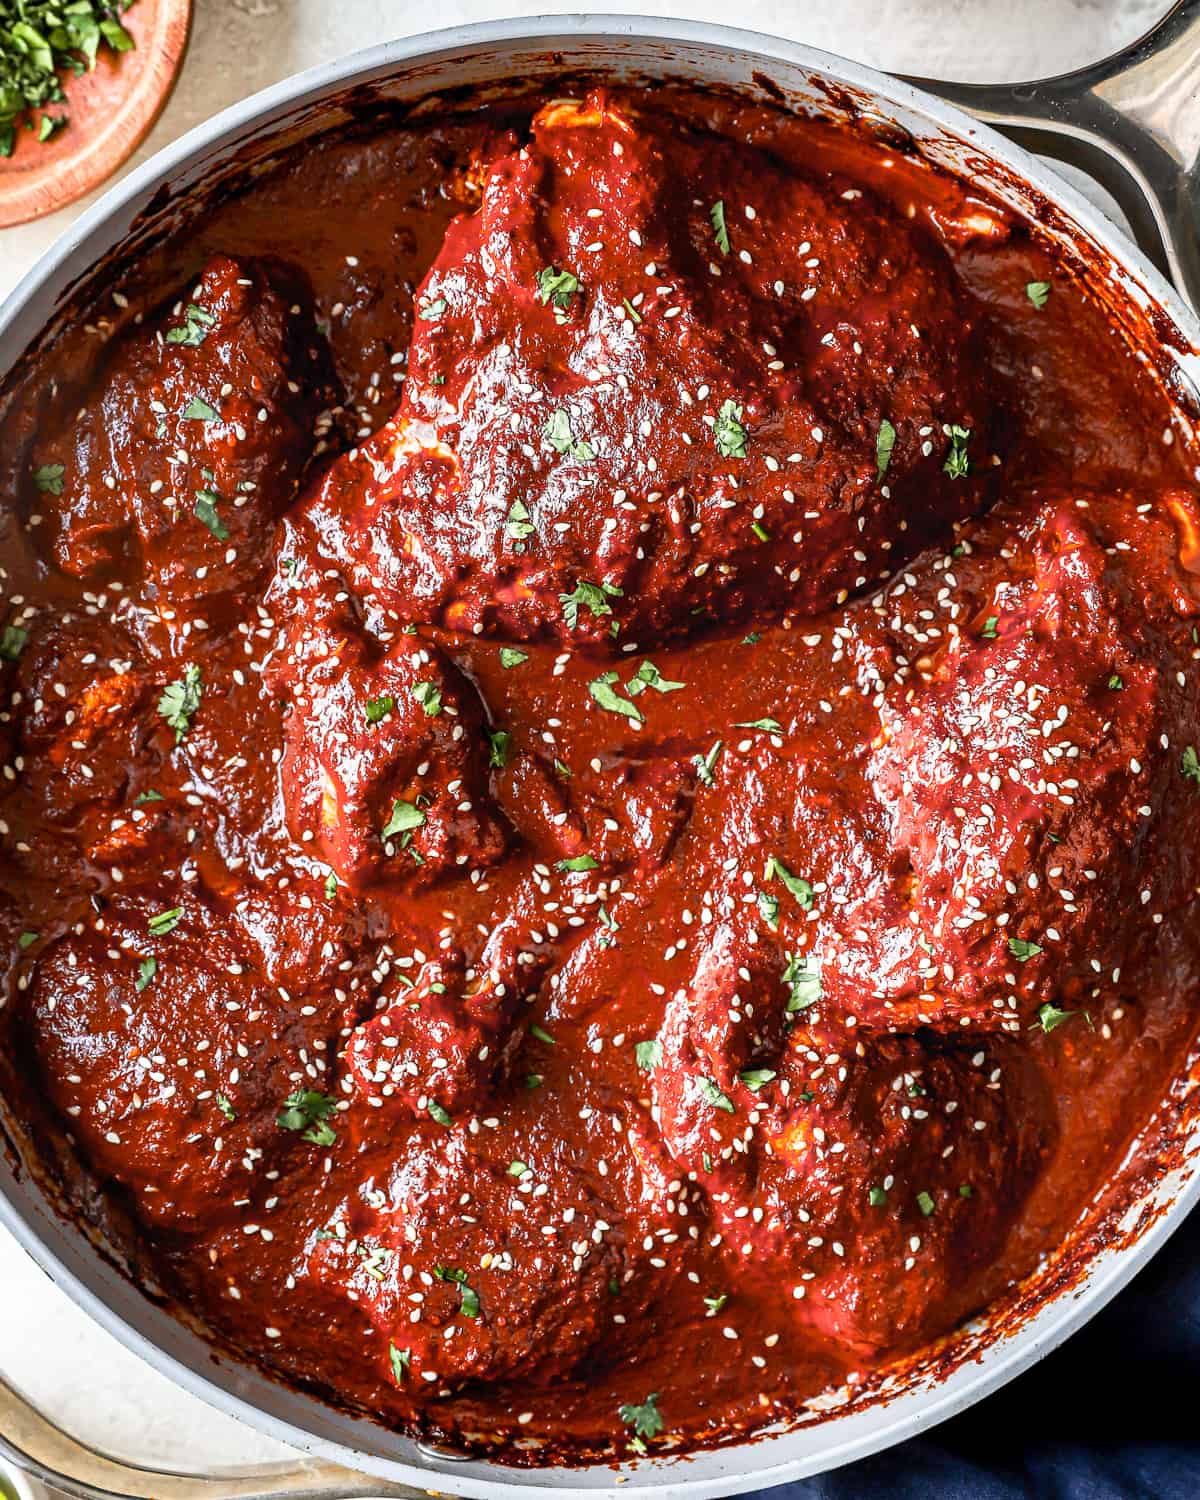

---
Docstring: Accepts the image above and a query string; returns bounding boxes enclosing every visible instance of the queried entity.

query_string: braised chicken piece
[22,888,349,1231]
[835,488,1200,1032]
[31,255,338,640]
[747,1028,1055,1355]
[296,1082,694,1390]
[264,574,506,888]
[285,92,991,645]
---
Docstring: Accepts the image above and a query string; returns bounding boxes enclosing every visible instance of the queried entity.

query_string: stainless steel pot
[4,8,1200,1497]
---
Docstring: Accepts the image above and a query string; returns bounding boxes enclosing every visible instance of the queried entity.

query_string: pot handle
[0,1374,424,1500]
[912,0,1200,308]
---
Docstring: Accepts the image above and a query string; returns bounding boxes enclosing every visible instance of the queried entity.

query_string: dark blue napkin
[781,1205,1200,1499]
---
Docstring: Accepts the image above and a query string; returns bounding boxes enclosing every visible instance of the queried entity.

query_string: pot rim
[2,14,1199,1498]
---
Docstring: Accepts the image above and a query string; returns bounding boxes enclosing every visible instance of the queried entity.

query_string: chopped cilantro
[0,623,28,661]
[147,907,183,937]
[412,681,443,716]
[181,396,218,422]
[499,646,529,668]
[277,1090,338,1146]
[1007,937,1043,962]
[783,952,821,1012]
[555,853,598,873]
[697,1076,734,1113]
[868,1186,887,1208]
[739,1067,776,1092]
[33,462,64,494]
[135,956,157,992]
[216,1093,236,1123]
[382,799,425,842]
[365,693,394,723]
[544,408,597,461]
[1182,745,1200,785]
[943,424,971,479]
[709,200,730,255]
[589,670,644,724]
[1036,1002,1075,1034]
[1026,280,1051,310]
[765,856,814,910]
[166,303,216,346]
[535,266,580,312]
[561,578,621,629]
[714,399,747,458]
[428,1101,453,1127]
[506,498,535,541]
[193,489,229,540]
[157,663,202,743]
[619,1393,663,1441]
[324,872,337,900]
[487,729,511,768]
[418,296,447,321]
[980,615,999,639]
[704,1293,728,1315]
[917,1191,936,1217]
[529,1023,556,1045]
[876,418,896,481]
[635,1039,663,1072]
[627,660,685,696]
[736,717,782,733]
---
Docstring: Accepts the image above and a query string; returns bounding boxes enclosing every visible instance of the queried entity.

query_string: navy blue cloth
[778,1204,1200,1499]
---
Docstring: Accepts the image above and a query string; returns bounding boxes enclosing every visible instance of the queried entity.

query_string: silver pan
[3,7,1200,1497]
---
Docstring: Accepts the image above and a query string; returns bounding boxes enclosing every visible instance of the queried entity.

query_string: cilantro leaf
[635,1039,663,1072]
[194,489,229,540]
[544,408,597,461]
[561,578,621,629]
[943,424,971,479]
[556,853,599,873]
[876,418,896,481]
[389,1342,411,1385]
[365,693,394,723]
[697,1076,734,1113]
[619,1392,663,1440]
[157,663,202,743]
[714,399,747,459]
[535,266,580,311]
[33,462,64,495]
[709,200,730,255]
[1026,280,1051,310]
[765,856,814,910]
[627,660,685,697]
[382,799,425,841]
[166,303,216,347]
[276,1089,338,1146]
[589,671,644,724]
[783,952,821,1012]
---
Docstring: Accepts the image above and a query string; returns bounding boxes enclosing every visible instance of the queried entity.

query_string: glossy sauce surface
[2,88,1200,1463]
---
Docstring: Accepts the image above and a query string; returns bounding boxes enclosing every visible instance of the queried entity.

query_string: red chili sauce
[2,87,1200,1463]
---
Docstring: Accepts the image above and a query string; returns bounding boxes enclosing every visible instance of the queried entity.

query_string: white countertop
[0,0,1170,1481]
